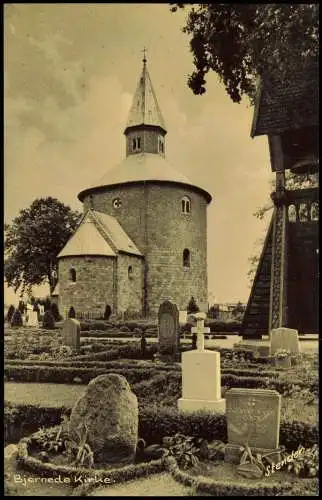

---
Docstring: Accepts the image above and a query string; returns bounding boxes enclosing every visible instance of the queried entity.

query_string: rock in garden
[4,444,18,471]
[68,373,138,465]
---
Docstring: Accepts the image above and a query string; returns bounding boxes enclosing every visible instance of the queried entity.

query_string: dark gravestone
[158,300,179,360]
[62,318,80,353]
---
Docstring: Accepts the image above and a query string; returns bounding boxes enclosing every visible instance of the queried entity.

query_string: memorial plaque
[226,388,281,450]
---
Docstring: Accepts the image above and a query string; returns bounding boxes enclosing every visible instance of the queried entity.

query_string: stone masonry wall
[117,254,144,314]
[58,256,115,318]
[83,181,208,315]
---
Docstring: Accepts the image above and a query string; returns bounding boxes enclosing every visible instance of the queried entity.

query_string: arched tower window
[183,249,190,268]
[181,196,191,214]
[310,202,319,221]
[128,265,133,279]
[288,204,297,223]
[132,137,141,152]
[299,203,309,222]
[69,268,76,282]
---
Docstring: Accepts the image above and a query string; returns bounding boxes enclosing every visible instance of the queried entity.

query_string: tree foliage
[170,3,318,102]
[4,197,81,295]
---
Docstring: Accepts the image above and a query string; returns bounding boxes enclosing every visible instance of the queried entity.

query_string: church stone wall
[117,254,144,314]
[83,181,208,315]
[58,256,115,317]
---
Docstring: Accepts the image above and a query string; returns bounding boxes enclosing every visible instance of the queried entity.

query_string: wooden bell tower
[242,61,319,339]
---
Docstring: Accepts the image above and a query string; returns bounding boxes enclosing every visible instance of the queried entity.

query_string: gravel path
[90,472,191,496]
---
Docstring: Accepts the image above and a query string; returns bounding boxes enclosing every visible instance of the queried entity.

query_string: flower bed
[16,432,165,495]
[11,413,318,497]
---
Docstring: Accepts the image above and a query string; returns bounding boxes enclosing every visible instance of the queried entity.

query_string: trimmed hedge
[4,360,280,379]
[164,455,292,496]
[5,403,318,453]
[5,363,316,395]
[4,365,170,385]
[17,434,164,490]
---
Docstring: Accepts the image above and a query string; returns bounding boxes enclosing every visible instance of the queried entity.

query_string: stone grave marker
[178,312,226,413]
[225,388,282,464]
[27,310,39,327]
[270,327,300,356]
[179,310,188,325]
[69,373,138,464]
[62,318,80,353]
[158,300,179,358]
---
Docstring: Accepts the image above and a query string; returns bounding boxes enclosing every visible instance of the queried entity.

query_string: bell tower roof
[124,51,166,135]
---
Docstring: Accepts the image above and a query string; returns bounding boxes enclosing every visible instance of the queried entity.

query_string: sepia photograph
[4,3,318,497]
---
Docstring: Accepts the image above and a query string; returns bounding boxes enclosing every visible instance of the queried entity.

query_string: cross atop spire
[142,47,147,65]
[124,54,166,133]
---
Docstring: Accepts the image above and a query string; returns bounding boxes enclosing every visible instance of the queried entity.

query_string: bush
[68,307,76,318]
[187,296,199,314]
[11,310,23,327]
[104,304,112,320]
[7,305,15,323]
[51,303,61,322]
[42,311,55,330]
[44,297,52,312]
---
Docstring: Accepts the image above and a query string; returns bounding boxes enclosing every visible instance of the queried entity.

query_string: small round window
[112,198,122,209]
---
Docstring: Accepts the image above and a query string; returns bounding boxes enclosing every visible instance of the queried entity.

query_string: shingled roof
[58,209,142,258]
[251,61,319,137]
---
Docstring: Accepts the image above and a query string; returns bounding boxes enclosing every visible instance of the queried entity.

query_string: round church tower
[77,55,212,316]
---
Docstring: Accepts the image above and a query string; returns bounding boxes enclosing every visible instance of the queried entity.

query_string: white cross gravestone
[178,312,226,413]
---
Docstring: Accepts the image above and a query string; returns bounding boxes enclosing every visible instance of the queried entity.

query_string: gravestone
[62,318,80,353]
[225,388,282,464]
[158,300,179,359]
[179,310,188,325]
[178,312,226,413]
[27,310,39,327]
[270,327,300,356]
[69,373,138,465]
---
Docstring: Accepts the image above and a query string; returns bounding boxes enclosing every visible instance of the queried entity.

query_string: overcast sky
[4,3,273,306]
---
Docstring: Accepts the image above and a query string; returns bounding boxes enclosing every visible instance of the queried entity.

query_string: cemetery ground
[4,320,319,496]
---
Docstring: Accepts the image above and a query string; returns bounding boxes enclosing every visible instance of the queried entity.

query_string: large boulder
[68,373,138,465]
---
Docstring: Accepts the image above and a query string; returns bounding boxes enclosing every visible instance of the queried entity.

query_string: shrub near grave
[11,310,23,327]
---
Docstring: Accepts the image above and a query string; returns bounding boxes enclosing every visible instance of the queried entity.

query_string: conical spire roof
[125,56,166,133]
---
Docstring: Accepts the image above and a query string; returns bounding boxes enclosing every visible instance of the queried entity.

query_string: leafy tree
[170,4,318,102]
[4,197,81,296]
[231,301,245,319]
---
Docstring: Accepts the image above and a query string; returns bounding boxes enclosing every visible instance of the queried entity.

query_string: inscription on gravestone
[225,388,281,463]
[158,301,179,355]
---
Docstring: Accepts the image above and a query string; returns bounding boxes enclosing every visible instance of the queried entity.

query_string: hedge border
[4,364,317,394]
[16,433,165,495]
[13,421,315,497]
[5,403,318,454]
[163,455,293,496]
